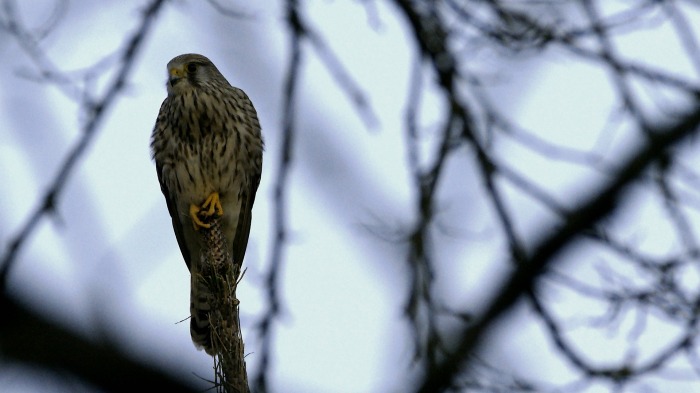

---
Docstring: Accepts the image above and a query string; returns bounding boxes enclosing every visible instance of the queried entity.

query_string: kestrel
[151,53,263,355]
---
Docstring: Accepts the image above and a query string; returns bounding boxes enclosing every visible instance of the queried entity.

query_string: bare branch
[416,104,700,392]
[0,0,166,290]
[252,1,303,391]
[0,292,199,392]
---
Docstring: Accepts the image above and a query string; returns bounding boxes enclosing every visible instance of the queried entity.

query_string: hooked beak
[168,66,186,87]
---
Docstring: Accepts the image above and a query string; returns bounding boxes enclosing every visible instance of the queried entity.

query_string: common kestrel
[151,53,263,355]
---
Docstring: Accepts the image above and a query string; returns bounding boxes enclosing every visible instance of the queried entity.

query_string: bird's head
[165,53,229,95]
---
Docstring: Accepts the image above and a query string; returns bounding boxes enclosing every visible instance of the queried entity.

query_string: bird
[150,53,263,355]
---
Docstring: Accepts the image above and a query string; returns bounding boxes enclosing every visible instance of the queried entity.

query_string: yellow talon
[189,204,211,230]
[189,192,224,231]
[201,192,224,217]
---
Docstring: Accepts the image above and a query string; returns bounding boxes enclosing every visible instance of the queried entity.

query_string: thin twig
[253,1,303,391]
[0,0,167,290]
[416,104,700,392]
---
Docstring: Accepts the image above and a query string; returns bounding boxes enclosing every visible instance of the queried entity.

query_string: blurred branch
[455,356,540,392]
[292,4,379,129]
[543,253,698,386]
[252,1,303,391]
[205,0,253,19]
[655,168,700,255]
[396,0,529,376]
[416,103,700,392]
[305,25,379,129]
[252,1,382,389]
[663,0,700,77]
[402,55,443,369]
[369,1,700,391]
[581,0,646,127]
[0,292,198,392]
[0,0,79,99]
[454,1,700,94]
[0,0,166,290]
[394,0,475,376]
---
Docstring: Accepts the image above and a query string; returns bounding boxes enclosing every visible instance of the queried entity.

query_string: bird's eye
[187,63,197,73]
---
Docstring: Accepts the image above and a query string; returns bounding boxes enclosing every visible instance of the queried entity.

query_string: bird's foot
[202,192,224,217]
[189,192,224,230]
[189,204,210,230]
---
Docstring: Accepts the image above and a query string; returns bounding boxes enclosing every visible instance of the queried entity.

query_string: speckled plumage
[151,54,263,354]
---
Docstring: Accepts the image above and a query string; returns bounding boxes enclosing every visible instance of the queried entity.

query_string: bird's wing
[154,109,193,272]
[231,165,261,267]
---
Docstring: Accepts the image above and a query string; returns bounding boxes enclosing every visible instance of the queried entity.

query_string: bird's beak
[169,66,186,87]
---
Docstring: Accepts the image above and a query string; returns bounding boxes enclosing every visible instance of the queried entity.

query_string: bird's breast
[154,89,262,214]
[168,133,244,206]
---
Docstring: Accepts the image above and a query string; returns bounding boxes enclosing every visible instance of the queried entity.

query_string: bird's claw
[190,192,224,231]
[189,204,210,230]
[202,192,224,217]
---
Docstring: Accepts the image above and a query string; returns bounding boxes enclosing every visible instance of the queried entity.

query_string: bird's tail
[190,272,215,355]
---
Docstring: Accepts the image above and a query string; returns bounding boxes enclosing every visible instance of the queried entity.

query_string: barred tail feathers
[190,272,215,355]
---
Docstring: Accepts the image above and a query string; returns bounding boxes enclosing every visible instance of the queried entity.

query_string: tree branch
[0,0,167,290]
[0,292,198,392]
[416,104,700,392]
